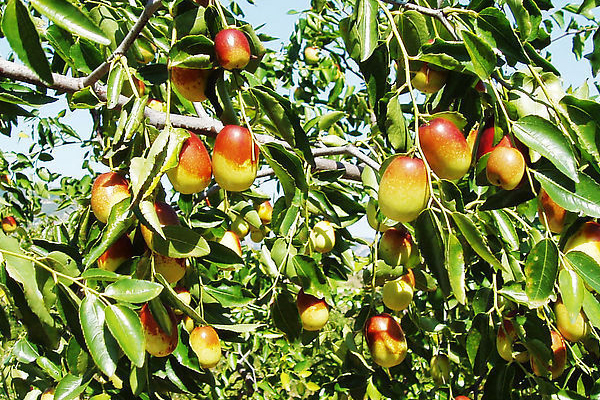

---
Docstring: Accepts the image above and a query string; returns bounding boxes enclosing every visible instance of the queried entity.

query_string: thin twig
[82,0,163,87]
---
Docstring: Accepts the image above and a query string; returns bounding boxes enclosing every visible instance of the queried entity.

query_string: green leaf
[385,93,409,151]
[106,62,125,109]
[0,232,55,328]
[212,323,264,333]
[532,167,600,218]
[83,197,135,268]
[79,295,119,377]
[524,239,558,307]
[567,251,600,293]
[513,116,578,181]
[476,7,528,64]
[105,304,145,367]
[582,289,600,330]
[29,0,110,45]
[54,373,90,400]
[271,291,302,342]
[2,0,53,85]
[466,313,492,376]
[446,233,466,305]
[204,240,244,266]
[451,213,503,271]
[461,30,496,80]
[168,35,214,68]
[151,225,210,258]
[560,95,600,165]
[354,0,378,62]
[260,142,307,203]
[250,86,313,165]
[203,279,254,307]
[414,209,450,296]
[104,279,163,303]
[558,268,585,323]
[293,255,330,302]
[80,269,121,281]
[482,364,515,400]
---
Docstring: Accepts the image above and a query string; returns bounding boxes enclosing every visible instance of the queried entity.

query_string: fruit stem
[214,1,230,28]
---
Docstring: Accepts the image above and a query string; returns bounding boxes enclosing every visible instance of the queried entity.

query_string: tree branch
[0,58,375,179]
[82,0,163,87]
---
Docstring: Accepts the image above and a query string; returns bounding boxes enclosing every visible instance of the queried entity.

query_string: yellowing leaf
[280,372,291,391]
[306,382,320,391]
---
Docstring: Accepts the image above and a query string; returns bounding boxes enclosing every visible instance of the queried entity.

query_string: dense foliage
[1,0,600,399]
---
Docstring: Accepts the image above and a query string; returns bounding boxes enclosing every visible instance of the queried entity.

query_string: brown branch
[82,0,163,87]
[0,58,374,179]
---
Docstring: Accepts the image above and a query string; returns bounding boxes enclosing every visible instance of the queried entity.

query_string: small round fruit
[554,300,588,342]
[456,397,471,400]
[496,319,517,362]
[538,189,566,233]
[486,146,525,190]
[250,227,266,243]
[564,221,600,266]
[364,313,407,368]
[1,216,17,233]
[378,227,418,267]
[154,253,187,284]
[220,230,242,257]
[214,28,251,70]
[418,118,471,180]
[91,172,131,224]
[257,200,273,224]
[173,287,192,316]
[310,221,335,253]
[297,289,329,331]
[212,125,259,192]
[530,330,566,380]
[170,67,211,102]
[140,202,181,251]
[382,279,413,311]
[378,156,430,223]
[231,215,250,238]
[304,46,320,65]
[190,326,222,368]
[97,235,134,272]
[430,354,451,385]
[167,132,212,194]
[139,303,178,357]
[411,63,447,94]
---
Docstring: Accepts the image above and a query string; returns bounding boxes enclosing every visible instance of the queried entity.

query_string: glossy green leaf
[105,304,145,367]
[582,289,600,330]
[466,313,492,376]
[446,233,466,305]
[293,255,330,302]
[514,116,578,181]
[461,30,496,80]
[54,373,89,400]
[2,0,53,85]
[151,225,210,258]
[79,295,119,377]
[385,93,409,151]
[271,291,301,343]
[168,35,214,68]
[533,167,600,218]
[490,210,519,251]
[354,0,378,62]
[415,209,450,296]
[558,268,585,323]
[477,7,528,64]
[106,62,125,109]
[104,279,163,303]
[567,251,600,293]
[560,95,600,165]
[524,239,558,307]
[203,279,254,307]
[83,197,135,268]
[260,142,307,203]
[0,232,55,328]
[30,0,110,45]
[451,212,503,271]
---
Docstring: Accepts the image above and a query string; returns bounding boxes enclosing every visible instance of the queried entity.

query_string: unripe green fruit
[382,279,413,311]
